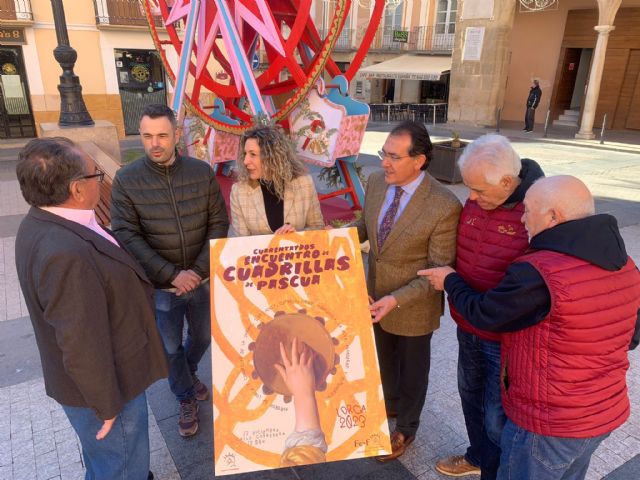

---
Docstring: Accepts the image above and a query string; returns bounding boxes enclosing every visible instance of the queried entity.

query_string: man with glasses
[353,120,461,461]
[111,104,229,437]
[14,137,168,480]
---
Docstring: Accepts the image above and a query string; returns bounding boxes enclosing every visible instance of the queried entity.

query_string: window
[436,0,457,35]
[384,1,404,29]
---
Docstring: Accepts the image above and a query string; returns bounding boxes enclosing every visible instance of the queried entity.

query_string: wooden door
[0,0,16,20]
[620,50,640,130]
[552,48,582,119]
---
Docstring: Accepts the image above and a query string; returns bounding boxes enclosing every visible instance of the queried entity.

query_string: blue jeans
[155,282,211,401]
[62,393,149,480]
[457,327,506,480]
[498,419,609,480]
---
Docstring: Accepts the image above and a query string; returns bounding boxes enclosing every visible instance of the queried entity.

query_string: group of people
[14,103,640,480]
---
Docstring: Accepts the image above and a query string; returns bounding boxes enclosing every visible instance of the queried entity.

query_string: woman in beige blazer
[229,124,325,237]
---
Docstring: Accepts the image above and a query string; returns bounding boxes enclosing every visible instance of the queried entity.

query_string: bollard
[600,113,607,145]
[496,107,502,132]
[544,109,551,138]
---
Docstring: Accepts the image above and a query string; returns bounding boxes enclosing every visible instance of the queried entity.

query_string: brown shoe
[178,398,199,437]
[377,431,415,462]
[435,455,481,476]
[192,374,210,401]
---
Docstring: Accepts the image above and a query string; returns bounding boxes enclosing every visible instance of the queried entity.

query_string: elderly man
[15,138,168,480]
[435,134,544,479]
[354,120,461,461]
[111,104,229,437]
[421,176,640,480]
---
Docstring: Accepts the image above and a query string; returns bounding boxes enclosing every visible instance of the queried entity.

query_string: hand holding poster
[210,228,391,475]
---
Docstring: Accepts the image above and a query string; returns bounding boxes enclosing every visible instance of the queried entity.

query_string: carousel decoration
[142,0,389,209]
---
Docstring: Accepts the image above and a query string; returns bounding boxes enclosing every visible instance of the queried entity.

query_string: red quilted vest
[502,250,640,437]
[450,200,529,342]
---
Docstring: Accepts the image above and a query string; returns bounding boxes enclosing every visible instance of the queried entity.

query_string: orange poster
[209,228,391,475]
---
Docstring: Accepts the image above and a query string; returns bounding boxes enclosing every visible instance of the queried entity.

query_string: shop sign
[0,27,26,45]
[392,30,408,43]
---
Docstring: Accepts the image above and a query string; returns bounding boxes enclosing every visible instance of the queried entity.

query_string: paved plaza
[1,123,639,479]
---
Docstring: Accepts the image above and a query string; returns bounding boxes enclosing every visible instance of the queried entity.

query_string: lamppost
[50,0,94,126]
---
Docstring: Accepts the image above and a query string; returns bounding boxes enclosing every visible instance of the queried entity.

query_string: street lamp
[50,0,94,126]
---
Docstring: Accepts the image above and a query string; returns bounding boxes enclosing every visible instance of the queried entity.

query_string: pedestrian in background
[111,104,229,438]
[15,137,168,480]
[524,79,542,132]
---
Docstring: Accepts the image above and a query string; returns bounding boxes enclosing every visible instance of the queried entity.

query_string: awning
[359,54,452,81]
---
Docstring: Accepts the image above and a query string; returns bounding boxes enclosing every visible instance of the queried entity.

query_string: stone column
[575,25,614,139]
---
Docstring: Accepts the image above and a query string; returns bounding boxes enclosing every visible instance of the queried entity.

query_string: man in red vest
[421,176,640,480]
[435,134,543,479]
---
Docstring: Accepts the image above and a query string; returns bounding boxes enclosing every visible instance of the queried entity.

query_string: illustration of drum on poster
[209,228,391,475]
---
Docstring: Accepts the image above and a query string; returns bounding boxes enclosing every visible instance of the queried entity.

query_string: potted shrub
[428,132,467,184]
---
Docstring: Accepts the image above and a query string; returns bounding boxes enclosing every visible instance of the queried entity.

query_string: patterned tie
[377,186,404,249]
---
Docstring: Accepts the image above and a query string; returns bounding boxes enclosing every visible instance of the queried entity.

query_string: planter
[428,140,467,184]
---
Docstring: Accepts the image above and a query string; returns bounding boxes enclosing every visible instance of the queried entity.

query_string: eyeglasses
[77,169,105,183]
[377,150,413,161]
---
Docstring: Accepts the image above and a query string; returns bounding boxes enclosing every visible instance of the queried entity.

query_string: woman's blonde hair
[237,124,307,200]
[279,445,326,467]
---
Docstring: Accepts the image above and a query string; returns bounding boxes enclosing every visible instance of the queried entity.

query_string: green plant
[330,209,362,228]
[451,131,461,141]
[318,163,366,190]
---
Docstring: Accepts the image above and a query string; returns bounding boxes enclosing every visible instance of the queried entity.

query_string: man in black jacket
[524,80,542,132]
[111,104,229,437]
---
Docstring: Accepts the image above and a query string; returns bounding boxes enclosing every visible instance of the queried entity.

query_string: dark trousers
[373,323,433,438]
[155,282,211,401]
[457,328,506,480]
[525,107,536,130]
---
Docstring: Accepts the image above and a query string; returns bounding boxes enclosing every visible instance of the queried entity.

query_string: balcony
[93,0,162,28]
[318,28,355,51]
[0,0,33,22]
[370,25,454,53]
[408,26,454,53]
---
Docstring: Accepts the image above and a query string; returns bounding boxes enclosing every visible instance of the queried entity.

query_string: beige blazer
[354,171,461,336]
[229,174,325,237]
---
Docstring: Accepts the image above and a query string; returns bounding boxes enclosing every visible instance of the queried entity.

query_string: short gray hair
[458,134,521,184]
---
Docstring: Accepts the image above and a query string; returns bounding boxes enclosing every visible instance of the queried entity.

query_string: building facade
[448,0,640,137]
[0,0,172,139]
[312,0,455,107]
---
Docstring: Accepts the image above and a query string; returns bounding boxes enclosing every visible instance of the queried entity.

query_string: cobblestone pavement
[1,126,639,479]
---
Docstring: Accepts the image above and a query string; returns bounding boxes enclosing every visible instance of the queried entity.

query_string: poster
[462,26,485,62]
[210,228,391,476]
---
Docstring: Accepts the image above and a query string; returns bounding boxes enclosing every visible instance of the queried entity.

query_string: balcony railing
[0,0,33,21]
[93,0,162,27]
[408,26,454,52]
[318,28,355,51]
[370,25,455,53]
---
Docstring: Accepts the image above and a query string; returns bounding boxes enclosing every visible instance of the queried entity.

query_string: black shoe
[148,472,154,480]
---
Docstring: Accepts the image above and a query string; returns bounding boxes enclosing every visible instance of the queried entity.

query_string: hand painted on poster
[274,337,329,466]
[249,311,339,401]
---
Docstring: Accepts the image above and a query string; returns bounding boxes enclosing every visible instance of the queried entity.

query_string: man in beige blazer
[355,120,461,462]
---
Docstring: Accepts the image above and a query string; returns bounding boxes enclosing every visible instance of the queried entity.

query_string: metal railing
[370,25,455,52]
[0,0,33,21]
[93,0,162,27]
[318,28,355,51]
[408,26,454,52]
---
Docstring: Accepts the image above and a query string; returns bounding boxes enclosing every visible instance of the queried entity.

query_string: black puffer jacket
[111,154,229,288]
